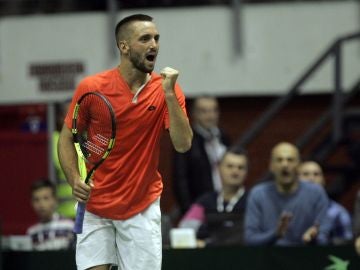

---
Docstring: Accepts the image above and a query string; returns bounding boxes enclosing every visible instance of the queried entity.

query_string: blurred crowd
[172,97,360,251]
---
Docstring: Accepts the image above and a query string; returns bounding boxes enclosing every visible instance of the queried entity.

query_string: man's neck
[193,124,219,140]
[39,214,54,224]
[276,180,299,194]
[118,64,149,92]
[222,185,243,201]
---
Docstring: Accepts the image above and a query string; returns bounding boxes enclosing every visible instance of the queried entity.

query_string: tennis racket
[72,91,116,234]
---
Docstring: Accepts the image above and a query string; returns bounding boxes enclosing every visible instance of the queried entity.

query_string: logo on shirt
[147,105,156,111]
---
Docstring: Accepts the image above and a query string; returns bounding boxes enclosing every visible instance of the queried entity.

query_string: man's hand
[72,178,93,203]
[302,224,319,243]
[276,212,293,238]
[160,67,179,93]
[196,239,206,248]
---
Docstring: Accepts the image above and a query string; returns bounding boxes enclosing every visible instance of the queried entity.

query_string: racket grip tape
[74,202,86,234]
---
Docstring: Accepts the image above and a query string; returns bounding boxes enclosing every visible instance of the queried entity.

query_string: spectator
[244,142,330,246]
[179,147,247,247]
[298,160,353,245]
[173,96,231,214]
[27,178,75,250]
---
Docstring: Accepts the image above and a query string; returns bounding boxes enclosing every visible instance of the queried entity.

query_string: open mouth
[146,54,156,62]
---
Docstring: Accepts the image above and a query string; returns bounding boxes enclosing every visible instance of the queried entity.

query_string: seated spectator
[353,190,360,255]
[298,160,353,245]
[178,147,248,247]
[27,178,75,250]
[173,96,231,214]
[244,142,330,246]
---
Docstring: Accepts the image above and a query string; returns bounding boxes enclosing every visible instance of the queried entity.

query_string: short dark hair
[190,95,218,114]
[115,14,153,46]
[228,146,247,157]
[31,178,56,197]
[220,146,248,164]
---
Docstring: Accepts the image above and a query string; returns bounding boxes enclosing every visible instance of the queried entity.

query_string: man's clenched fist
[160,67,179,93]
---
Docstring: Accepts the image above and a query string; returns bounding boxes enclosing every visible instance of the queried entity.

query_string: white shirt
[27,213,75,250]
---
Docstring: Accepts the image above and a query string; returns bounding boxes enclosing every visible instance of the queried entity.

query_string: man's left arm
[161,67,193,153]
[303,187,330,245]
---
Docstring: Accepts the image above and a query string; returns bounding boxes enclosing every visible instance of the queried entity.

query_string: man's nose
[281,161,289,167]
[150,38,158,48]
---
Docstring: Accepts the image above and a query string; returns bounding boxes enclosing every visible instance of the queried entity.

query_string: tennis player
[58,14,193,270]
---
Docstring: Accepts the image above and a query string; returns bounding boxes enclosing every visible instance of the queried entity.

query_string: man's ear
[119,41,129,54]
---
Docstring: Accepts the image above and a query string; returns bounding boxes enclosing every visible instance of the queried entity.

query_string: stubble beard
[129,49,154,73]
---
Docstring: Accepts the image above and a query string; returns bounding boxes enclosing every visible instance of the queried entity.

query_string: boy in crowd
[27,178,75,250]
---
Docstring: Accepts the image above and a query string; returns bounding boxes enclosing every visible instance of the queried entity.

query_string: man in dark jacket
[173,96,230,214]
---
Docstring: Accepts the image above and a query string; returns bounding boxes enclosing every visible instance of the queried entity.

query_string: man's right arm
[57,124,91,203]
[244,190,280,246]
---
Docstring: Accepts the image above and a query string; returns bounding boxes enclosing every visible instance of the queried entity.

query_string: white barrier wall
[0,1,359,103]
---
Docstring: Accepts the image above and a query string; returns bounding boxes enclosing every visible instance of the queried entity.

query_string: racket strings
[93,133,110,145]
[76,94,114,164]
[83,140,105,155]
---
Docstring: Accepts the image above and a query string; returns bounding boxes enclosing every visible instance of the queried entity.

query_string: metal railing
[235,31,360,152]
[296,79,360,149]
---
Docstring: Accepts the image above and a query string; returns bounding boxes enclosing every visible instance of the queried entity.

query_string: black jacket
[173,128,230,214]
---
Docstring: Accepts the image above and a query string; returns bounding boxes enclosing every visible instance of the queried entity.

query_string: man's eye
[140,36,150,42]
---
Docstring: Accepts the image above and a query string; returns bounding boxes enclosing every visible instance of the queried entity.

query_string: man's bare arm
[161,67,193,153]
[57,124,91,203]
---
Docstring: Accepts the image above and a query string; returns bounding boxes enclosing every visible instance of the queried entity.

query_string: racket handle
[74,202,86,234]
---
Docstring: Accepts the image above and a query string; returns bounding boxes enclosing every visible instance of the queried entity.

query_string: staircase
[234,31,360,210]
